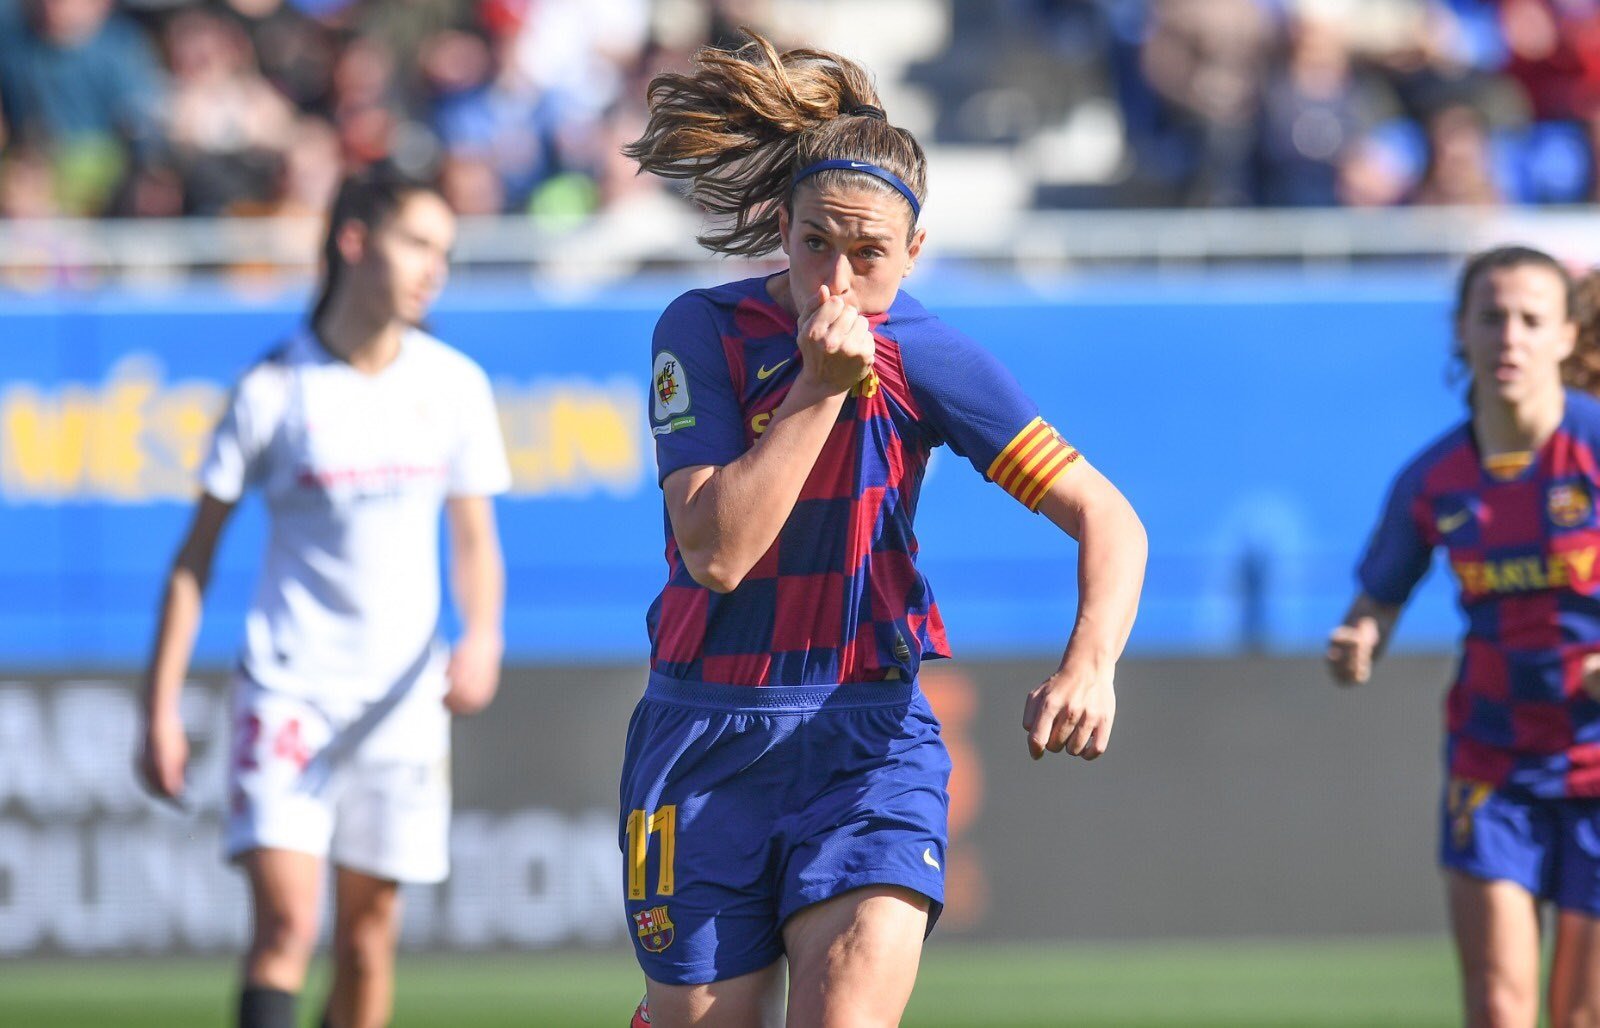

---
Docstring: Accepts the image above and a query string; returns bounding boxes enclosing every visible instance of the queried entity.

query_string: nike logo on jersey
[923,848,940,870]
[756,359,792,380]
[1436,509,1472,535]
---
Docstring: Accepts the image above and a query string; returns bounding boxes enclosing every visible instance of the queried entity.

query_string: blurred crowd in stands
[0,0,1597,224]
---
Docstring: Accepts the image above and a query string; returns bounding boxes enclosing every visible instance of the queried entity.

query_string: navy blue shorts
[1440,777,1600,914]
[619,673,951,985]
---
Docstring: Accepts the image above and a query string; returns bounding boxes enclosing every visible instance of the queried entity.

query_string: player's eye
[805,236,826,252]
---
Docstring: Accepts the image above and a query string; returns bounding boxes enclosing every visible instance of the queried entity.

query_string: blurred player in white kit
[137,163,511,1028]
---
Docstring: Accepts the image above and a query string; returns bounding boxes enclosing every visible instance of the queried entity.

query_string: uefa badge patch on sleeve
[633,905,676,953]
[652,351,696,436]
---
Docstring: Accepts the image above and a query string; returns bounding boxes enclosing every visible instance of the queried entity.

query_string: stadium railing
[3,207,1599,283]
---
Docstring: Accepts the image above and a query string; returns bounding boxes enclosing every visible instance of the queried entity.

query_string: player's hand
[1581,652,1600,701]
[444,631,503,715]
[1326,617,1380,685]
[1023,661,1116,761]
[138,708,189,806]
[794,284,874,396]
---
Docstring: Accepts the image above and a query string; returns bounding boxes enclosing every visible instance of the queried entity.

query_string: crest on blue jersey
[634,905,675,953]
[1549,481,1593,528]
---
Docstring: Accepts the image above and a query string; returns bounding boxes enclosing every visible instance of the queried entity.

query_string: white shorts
[224,673,452,884]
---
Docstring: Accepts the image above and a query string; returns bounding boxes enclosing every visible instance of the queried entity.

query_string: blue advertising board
[0,269,1465,667]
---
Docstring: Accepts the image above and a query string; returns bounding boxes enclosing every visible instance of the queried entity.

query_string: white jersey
[201,329,511,704]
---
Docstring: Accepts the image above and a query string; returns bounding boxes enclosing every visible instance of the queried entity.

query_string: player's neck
[1473,380,1565,455]
[312,300,406,375]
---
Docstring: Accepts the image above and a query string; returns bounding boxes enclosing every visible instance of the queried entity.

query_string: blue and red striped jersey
[1360,390,1600,797]
[647,275,1080,687]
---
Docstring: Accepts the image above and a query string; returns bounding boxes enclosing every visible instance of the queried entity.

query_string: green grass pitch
[3,937,1459,1026]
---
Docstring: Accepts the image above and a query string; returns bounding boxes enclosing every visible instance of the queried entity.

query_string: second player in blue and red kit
[1360,388,1600,800]
[623,273,1081,985]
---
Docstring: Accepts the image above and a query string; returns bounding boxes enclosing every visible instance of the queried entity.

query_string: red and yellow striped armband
[985,416,1082,511]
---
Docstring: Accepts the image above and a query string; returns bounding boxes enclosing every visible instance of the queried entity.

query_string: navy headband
[791,159,921,221]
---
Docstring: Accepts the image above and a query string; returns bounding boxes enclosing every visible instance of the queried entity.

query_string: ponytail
[623,31,926,256]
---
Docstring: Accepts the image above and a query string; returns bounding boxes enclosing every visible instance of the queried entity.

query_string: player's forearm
[144,566,204,719]
[673,382,847,592]
[452,532,505,644]
[448,498,505,644]
[1059,487,1147,674]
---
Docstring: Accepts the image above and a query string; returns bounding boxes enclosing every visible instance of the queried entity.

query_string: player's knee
[1464,972,1538,1028]
[251,905,319,961]
[333,917,397,979]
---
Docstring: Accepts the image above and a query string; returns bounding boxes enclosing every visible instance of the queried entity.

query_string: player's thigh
[1550,909,1600,1026]
[332,864,402,942]
[644,961,786,1028]
[1447,871,1543,1024]
[1548,801,1600,1025]
[240,847,325,944]
[782,884,929,1028]
[620,692,795,986]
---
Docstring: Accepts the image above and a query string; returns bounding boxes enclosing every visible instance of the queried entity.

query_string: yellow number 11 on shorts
[626,805,677,900]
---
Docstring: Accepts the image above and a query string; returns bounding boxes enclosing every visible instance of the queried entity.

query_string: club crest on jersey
[634,905,675,953]
[1549,482,1593,528]
[652,350,694,432]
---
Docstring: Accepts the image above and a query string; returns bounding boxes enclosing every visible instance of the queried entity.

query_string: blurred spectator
[1337,121,1426,205]
[221,0,340,116]
[430,34,557,212]
[1254,3,1382,206]
[163,7,296,213]
[0,0,167,213]
[1410,101,1502,204]
[1500,0,1600,120]
[1,0,1597,225]
[357,0,477,115]
[438,152,506,215]
[329,34,402,167]
[1138,0,1274,205]
[0,143,58,218]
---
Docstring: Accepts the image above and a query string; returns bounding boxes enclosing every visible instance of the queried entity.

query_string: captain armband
[985,416,1082,512]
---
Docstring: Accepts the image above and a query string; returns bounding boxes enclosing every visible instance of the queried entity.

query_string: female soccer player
[1330,246,1600,1027]
[137,165,510,1028]
[620,33,1147,1027]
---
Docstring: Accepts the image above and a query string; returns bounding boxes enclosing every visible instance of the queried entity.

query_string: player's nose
[826,253,851,296]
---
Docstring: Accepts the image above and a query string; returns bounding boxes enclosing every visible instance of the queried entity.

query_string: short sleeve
[1356,469,1433,605]
[651,293,746,485]
[448,363,512,497]
[198,381,264,503]
[903,324,1081,511]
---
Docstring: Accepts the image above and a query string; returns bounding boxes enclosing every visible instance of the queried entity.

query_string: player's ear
[1558,320,1578,364]
[905,226,926,276]
[334,219,369,266]
[776,204,792,258]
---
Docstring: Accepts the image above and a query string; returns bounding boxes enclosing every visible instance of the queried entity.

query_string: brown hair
[623,31,927,256]
[310,162,444,330]
[1568,269,1600,395]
